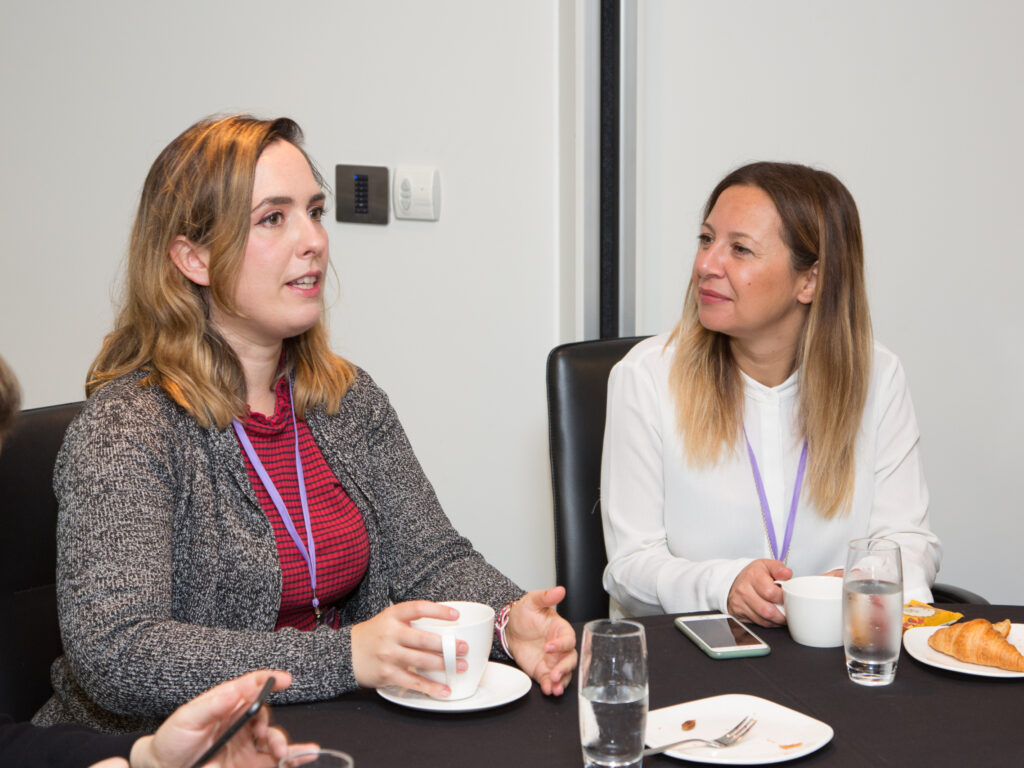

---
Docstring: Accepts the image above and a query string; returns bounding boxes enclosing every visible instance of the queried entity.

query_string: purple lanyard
[743,427,808,564]
[232,379,321,621]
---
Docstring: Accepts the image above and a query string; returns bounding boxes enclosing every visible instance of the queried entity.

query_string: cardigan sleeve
[600,347,751,616]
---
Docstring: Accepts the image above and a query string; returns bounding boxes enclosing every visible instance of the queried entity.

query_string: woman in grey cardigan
[35,115,576,734]
[2,357,313,765]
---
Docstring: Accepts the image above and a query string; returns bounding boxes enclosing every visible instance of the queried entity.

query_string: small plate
[903,624,1024,678]
[646,693,833,764]
[377,661,532,712]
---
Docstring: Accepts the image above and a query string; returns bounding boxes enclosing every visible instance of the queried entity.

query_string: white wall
[0,1,593,590]
[634,0,1024,603]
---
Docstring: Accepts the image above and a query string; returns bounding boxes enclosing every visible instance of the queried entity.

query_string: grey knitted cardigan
[33,368,523,733]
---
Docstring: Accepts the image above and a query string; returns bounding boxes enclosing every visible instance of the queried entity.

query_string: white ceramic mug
[781,575,843,648]
[411,600,495,700]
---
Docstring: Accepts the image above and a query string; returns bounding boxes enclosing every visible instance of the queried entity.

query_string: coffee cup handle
[773,580,787,618]
[441,634,457,682]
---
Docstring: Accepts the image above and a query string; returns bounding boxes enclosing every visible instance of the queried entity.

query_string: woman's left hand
[505,586,578,696]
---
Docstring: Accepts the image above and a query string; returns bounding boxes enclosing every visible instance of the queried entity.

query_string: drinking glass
[278,749,354,768]
[578,619,648,768]
[842,538,903,685]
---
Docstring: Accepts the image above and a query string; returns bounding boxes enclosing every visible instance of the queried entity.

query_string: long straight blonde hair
[88,115,354,427]
[668,162,872,519]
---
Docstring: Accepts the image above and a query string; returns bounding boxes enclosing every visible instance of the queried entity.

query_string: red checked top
[238,377,370,630]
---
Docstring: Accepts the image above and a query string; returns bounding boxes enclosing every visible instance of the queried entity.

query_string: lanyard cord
[743,427,808,564]
[233,378,320,617]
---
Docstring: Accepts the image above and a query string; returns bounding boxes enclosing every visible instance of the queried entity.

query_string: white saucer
[903,624,1024,678]
[376,661,532,712]
[646,693,833,764]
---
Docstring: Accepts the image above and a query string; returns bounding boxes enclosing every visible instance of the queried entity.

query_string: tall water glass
[842,538,903,685]
[578,619,648,768]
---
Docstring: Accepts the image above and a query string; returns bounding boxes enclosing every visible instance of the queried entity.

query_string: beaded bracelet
[495,601,515,657]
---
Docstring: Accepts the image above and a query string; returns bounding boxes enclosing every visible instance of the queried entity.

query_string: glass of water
[579,619,648,768]
[842,538,903,686]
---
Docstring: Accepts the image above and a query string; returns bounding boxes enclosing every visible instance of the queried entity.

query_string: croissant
[927,618,1024,672]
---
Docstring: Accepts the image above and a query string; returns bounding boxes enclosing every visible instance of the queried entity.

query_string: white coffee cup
[410,600,495,700]
[780,575,843,648]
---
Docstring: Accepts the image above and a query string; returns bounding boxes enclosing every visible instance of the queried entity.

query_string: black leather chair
[546,337,649,623]
[0,401,84,721]
[545,337,987,624]
[931,584,988,605]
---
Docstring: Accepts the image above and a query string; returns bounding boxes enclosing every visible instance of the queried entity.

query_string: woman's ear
[797,261,818,305]
[169,236,211,287]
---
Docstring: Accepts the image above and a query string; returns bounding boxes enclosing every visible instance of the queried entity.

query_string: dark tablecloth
[273,604,1024,766]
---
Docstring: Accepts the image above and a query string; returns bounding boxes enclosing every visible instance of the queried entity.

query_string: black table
[274,605,1024,766]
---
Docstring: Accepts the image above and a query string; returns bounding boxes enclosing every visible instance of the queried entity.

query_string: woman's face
[212,140,328,351]
[691,184,815,347]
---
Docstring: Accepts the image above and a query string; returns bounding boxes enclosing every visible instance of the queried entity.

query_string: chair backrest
[0,401,83,721]
[546,337,649,623]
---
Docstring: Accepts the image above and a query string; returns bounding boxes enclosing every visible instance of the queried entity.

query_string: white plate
[903,624,1024,678]
[646,693,833,764]
[376,661,532,712]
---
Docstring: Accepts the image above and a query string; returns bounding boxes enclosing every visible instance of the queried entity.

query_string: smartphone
[674,614,770,659]
[187,675,276,768]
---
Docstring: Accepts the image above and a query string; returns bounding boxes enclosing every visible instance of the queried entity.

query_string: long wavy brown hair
[668,162,872,519]
[87,115,354,427]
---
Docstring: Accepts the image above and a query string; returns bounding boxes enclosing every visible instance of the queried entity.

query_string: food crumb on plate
[768,739,804,750]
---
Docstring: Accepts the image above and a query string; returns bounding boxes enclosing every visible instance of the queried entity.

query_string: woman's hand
[350,601,469,698]
[117,670,317,768]
[505,586,578,696]
[727,560,792,627]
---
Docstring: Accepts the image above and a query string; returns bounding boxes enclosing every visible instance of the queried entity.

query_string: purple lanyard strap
[233,378,319,616]
[743,427,808,564]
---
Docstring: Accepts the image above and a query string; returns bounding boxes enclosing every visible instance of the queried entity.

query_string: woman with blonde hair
[34,115,575,733]
[601,161,941,626]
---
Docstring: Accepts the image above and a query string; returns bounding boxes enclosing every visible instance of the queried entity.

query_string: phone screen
[681,617,762,648]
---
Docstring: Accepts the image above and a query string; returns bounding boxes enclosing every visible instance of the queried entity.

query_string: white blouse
[600,334,942,617]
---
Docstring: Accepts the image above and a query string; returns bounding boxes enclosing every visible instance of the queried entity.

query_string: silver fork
[642,715,756,757]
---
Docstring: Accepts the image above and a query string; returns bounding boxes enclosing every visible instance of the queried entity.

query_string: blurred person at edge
[600,162,941,626]
[0,356,315,767]
[33,115,576,734]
